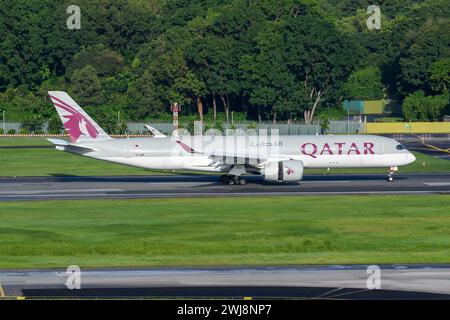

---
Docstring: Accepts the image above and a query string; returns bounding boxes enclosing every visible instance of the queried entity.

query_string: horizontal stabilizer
[47,138,69,146]
[47,138,94,154]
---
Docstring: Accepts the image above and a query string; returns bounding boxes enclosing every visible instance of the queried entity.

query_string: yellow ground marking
[417,136,450,154]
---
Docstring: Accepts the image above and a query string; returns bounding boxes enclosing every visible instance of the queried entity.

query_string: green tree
[2,0,450,125]
[70,65,103,105]
[399,19,450,95]
[127,70,165,119]
[344,67,385,100]
[47,115,64,134]
[67,46,125,78]
[0,0,157,91]
[283,15,363,123]
[429,58,450,93]
[2,90,51,132]
[187,35,240,122]
[240,23,301,123]
[173,71,206,121]
[241,12,362,123]
[402,91,448,121]
[83,104,121,134]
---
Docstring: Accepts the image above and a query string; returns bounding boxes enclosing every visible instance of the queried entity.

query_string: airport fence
[1,122,21,133]
[128,120,363,135]
[4,120,449,135]
[2,120,364,135]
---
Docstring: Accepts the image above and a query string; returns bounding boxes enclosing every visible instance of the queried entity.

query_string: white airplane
[47,91,416,185]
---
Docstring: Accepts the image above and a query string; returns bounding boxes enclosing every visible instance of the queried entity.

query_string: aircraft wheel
[388,176,394,182]
[239,178,247,185]
[220,175,230,183]
[228,178,235,185]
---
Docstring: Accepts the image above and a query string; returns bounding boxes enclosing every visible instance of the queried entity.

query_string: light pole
[117,111,120,134]
[171,103,181,136]
[347,107,350,134]
[1,110,4,134]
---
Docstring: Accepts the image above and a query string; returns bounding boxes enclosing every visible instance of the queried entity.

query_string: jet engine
[262,160,304,182]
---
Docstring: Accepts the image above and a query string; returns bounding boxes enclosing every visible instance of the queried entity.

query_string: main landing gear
[387,166,398,182]
[220,174,247,185]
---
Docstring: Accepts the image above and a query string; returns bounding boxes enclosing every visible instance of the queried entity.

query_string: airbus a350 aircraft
[47,91,416,185]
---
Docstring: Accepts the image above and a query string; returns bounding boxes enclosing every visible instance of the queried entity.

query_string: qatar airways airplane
[47,91,416,185]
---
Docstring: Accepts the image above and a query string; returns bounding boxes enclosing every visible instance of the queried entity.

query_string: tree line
[0,0,448,133]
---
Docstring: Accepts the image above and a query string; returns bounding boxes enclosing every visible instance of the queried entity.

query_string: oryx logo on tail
[48,91,110,143]
[49,94,98,142]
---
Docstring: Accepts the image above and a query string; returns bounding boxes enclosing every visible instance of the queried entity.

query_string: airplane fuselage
[73,135,416,173]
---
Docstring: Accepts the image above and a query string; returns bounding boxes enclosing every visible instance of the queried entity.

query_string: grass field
[0,147,162,176]
[0,137,54,147]
[0,137,52,147]
[0,137,168,176]
[0,137,449,176]
[0,195,449,268]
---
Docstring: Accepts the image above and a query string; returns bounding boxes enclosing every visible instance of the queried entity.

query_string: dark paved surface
[0,173,449,201]
[391,135,450,161]
[2,265,450,299]
[18,286,450,300]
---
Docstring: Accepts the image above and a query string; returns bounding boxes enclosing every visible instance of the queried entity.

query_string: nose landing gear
[387,166,398,182]
[220,174,247,185]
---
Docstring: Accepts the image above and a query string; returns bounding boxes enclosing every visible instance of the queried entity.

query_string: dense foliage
[0,0,448,132]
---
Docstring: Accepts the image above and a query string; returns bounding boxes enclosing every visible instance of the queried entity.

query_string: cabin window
[396,144,405,150]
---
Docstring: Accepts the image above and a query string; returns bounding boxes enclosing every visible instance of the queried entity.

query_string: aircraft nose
[407,152,416,164]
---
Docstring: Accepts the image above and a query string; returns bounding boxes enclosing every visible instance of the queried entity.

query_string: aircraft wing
[208,152,266,165]
[175,140,280,167]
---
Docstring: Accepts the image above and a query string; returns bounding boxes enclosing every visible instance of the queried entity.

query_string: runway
[1,265,450,299]
[0,173,449,201]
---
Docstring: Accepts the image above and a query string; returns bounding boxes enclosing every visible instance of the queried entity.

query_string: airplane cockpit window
[396,144,405,150]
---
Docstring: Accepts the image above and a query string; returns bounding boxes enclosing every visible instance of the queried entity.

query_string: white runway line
[424,183,450,187]
[301,181,352,184]
[147,182,213,186]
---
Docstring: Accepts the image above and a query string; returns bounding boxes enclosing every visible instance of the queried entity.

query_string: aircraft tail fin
[48,91,111,143]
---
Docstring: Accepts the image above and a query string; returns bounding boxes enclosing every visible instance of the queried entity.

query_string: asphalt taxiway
[0,173,449,201]
[402,139,450,161]
[1,265,450,299]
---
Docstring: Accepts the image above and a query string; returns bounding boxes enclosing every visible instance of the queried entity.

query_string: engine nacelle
[262,160,304,182]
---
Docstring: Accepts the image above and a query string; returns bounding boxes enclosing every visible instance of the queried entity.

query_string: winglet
[145,124,166,138]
